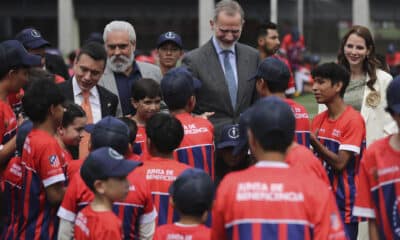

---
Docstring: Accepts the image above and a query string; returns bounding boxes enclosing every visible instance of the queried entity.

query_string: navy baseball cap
[248,96,295,147]
[386,75,400,114]
[0,40,42,69]
[85,116,130,155]
[80,147,142,190]
[157,31,183,49]
[232,108,252,156]
[16,120,33,157]
[250,57,290,84]
[169,168,214,215]
[216,124,240,149]
[161,67,201,106]
[15,28,50,50]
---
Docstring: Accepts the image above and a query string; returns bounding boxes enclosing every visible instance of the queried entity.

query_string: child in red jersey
[160,67,214,176]
[56,102,87,179]
[215,124,251,185]
[253,57,311,148]
[130,78,162,159]
[135,113,190,226]
[154,168,214,240]
[212,97,346,240]
[118,117,141,161]
[0,120,32,239]
[353,76,400,239]
[310,63,366,240]
[0,40,41,171]
[58,116,157,240]
[19,78,66,240]
[75,147,141,240]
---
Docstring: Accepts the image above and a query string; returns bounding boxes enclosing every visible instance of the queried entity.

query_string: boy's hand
[197,112,215,119]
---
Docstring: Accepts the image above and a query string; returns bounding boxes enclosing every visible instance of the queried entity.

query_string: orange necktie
[79,91,93,159]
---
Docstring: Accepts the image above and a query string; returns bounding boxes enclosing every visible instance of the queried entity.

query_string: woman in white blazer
[319,25,397,147]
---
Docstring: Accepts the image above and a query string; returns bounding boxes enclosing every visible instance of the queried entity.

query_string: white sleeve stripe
[339,144,360,154]
[43,174,65,187]
[57,207,77,222]
[139,207,158,224]
[353,206,376,218]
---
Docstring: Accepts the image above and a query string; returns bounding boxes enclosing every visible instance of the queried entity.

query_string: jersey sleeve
[353,159,375,218]
[311,180,347,239]
[57,172,80,222]
[139,180,157,224]
[38,142,65,187]
[211,180,229,240]
[338,117,365,154]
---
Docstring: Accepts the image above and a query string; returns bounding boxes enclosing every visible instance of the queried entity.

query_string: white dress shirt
[72,77,102,123]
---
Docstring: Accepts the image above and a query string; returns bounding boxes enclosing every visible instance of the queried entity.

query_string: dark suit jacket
[58,79,119,159]
[58,79,119,118]
[182,40,259,140]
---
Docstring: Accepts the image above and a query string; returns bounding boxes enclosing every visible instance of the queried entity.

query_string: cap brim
[232,137,249,156]
[216,140,239,149]
[248,72,261,81]
[84,124,95,133]
[109,160,143,177]
[27,39,50,50]
[157,40,183,49]
[22,53,42,67]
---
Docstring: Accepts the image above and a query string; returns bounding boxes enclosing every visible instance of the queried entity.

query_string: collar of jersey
[255,161,289,168]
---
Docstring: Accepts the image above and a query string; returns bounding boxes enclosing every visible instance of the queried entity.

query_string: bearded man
[99,20,162,116]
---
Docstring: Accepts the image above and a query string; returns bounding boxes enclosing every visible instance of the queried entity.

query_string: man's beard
[263,44,278,56]
[107,52,135,73]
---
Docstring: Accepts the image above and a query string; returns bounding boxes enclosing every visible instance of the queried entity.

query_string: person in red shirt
[154,168,214,240]
[135,113,190,226]
[55,102,87,180]
[130,78,162,160]
[19,78,66,240]
[0,40,41,171]
[310,63,366,240]
[75,147,141,240]
[257,22,295,95]
[212,96,345,240]
[161,67,215,176]
[353,76,400,239]
[0,120,32,239]
[57,116,157,240]
[252,57,311,148]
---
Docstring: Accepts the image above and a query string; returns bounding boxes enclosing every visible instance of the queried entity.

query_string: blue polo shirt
[113,62,142,115]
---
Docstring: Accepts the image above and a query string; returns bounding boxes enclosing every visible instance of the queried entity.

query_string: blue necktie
[222,50,237,109]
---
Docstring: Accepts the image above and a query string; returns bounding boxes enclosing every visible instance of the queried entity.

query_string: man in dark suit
[58,42,118,158]
[182,0,259,140]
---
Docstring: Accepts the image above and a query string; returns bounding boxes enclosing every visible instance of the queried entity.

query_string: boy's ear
[334,81,343,94]
[131,98,138,109]
[169,197,175,208]
[57,126,64,136]
[93,180,106,194]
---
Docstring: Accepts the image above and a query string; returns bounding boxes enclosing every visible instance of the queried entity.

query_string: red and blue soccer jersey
[74,205,123,240]
[58,170,157,240]
[211,161,346,240]
[286,143,330,186]
[135,157,190,226]
[174,112,214,176]
[7,89,24,117]
[284,99,310,148]
[154,223,210,240]
[1,156,23,240]
[311,106,366,224]
[133,125,150,160]
[19,129,66,240]
[353,136,400,239]
[0,100,17,146]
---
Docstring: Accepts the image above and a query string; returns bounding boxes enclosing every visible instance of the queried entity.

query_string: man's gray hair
[213,0,244,23]
[103,20,136,43]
